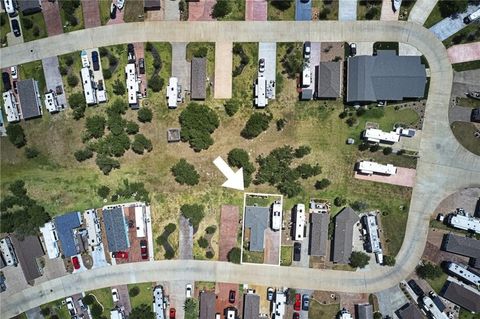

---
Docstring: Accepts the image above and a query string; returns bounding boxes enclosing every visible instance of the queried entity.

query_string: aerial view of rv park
[0,0,480,319]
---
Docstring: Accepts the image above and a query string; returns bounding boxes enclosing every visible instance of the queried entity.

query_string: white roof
[255,76,268,108]
[110,309,124,319]
[97,90,107,103]
[448,213,480,234]
[39,222,60,259]
[273,290,286,318]
[81,67,97,105]
[84,209,101,246]
[363,128,400,143]
[271,202,282,231]
[364,214,383,255]
[81,50,90,68]
[153,286,165,319]
[135,206,146,238]
[125,63,139,106]
[447,262,480,286]
[294,204,306,241]
[358,161,397,175]
[167,77,178,108]
[422,296,449,319]
[469,8,480,21]
[45,92,60,113]
[3,91,20,122]
[3,0,15,14]
[302,66,311,86]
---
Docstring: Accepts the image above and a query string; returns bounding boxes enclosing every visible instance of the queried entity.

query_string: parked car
[293,242,301,262]
[229,290,236,303]
[139,58,145,74]
[116,0,125,10]
[2,72,11,91]
[302,294,310,311]
[11,19,21,37]
[294,293,301,311]
[110,3,117,19]
[112,251,128,259]
[65,297,77,316]
[92,51,100,71]
[112,288,120,302]
[407,279,424,297]
[259,58,265,73]
[186,284,192,298]
[267,287,274,301]
[349,43,357,56]
[169,308,176,319]
[71,256,81,270]
[78,299,87,312]
[10,66,17,80]
[140,240,148,260]
[303,41,311,59]
[293,313,300,319]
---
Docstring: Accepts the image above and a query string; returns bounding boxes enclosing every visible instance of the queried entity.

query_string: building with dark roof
[18,0,42,15]
[475,198,480,218]
[243,293,260,319]
[191,57,206,100]
[441,280,480,313]
[199,291,216,319]
[442,234,480,268]
[309,211,329,257]
[17,79,42,120]
[144,0,160,10]
[471,108,480,123]
[11,235,45,284]
[316,62,341,99]
[244,206,269,252]
[396,303,424,319]
[356,303,373,319]
[332,207,358,263]
[54,211,82,258]
[103,207,130,252]
[346,51,426,103]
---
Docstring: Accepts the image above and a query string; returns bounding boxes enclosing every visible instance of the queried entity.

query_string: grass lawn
[423,3,442,28]
[59,51,83,97]
[309,300,340,319]
[18,60,46,94]
[425,272,448,294]
[245,194,281,207]
[232,43,258,102]
[88,287,115,318]
[186,42,215,78]
[196,281,216,291]
[128,283,154,309]
[460,309,480,319]
[145,42,172,105]
[373,42,399,54]
[443,24,480,48]
[40,299,72,319]
[60,2,85,33]
[398,0,417,21]
[453,60,480,72]
[124,0,145,23]
[219,0,245,20]
[99,0,111,25]
[312,0,339,20]
[268,1,295,21]
[280,245,292,266]
[457,97,480,108]
[357,0,382,20]
[20,12,47,42]
[1,12,11,46]
[243,250,264,264]
[451,121,480,156]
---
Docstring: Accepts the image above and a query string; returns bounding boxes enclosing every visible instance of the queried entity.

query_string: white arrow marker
[213,156,244,191]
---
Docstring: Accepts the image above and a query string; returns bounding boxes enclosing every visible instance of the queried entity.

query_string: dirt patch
[219,205,239,261]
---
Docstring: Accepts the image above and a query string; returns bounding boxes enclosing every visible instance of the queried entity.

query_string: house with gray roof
[191,57,206,100]
[396,303,424,319]
[144,0,160,10]
[442,234,480,268]
[309,211,329,257]
[356,303,373,319]
[244,206,269,252]
[346,51,426,103]
[243,293,260,319]
[103,207,130,252]
[199,291,216,319]
[17,79,42,120]
[18,0,42,15]
[315,62,341,99]
[441,280,480,313]
[54,211,82,258]
[12,235,45,284]
[332,207,358,264]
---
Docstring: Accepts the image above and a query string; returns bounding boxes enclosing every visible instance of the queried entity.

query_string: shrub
[276,118,286,131]
[90,303,103,317]
[369,144,380,152]
[227,247,241,264]
[373,312,383,319]
[281,44,303,78]
[129,286,140,297]
[294,145,311,158]
[181,204,205,231]
[126,121,139,135]
[131,134,153,154]
[315,178,331,190]
[416,262,443,279]
[365,7,379,20]
[383,255,396,266]
[184,299,199,319]
[193,46,208,58]
[271,0,293,11]
[211,0,232,18]
[103,69,112,79]
[241,113,272,139]
[438,0,468,18]
[74,148,93,162]
[165,223,177,233]
[6,124,26,148]
[334,196,347,207]
[205,225,216,234]
[148,75,164,92]
[96,154,120,175]
[64,55,74,66]
[318,7,330,19]
[107,113,126,136]
[25,147,39,159]
[113,79,125,95]
[59,65,68,75]
[107,99,128,116]
[205,251,214,259]
[349,251,370,268]
[108,55,118,67]
[82,294,95,305]
[40,308,51,316]
[99,47,109,56]
[22,18,33,29]
[179,103,219,151]
[138,107,153,123]
[164,250,174,259]
[67,74,79,87]
[197,237,209,248]
[224,99,241,116]
[68,92,86,109]
[227,148,255,187]
[383,147,392,155]
[358,143,369,151]
[295,163,321,179]
[86,115,106,139]
[97,186,110,199]
[351,200,368,211]
[171,159,200,186]
[346,116,357,127]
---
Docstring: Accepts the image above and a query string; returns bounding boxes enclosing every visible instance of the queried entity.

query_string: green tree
[227,247,241,264]
[126,121,140,135]
[96,154,120,175]
[107,99,128,116]
[206,251,214,259]
[25,147,40,159]
[138,107,153,123]
[383,255,396,266]
[438,0,468,18]
[86,115,106,139]
[103,69,112,79]
[227,148,255,187]
[67,74,79,87]
[193,46,208,58]
[416,262,443,279]
[179,103,219,151]
[148,75,164,92]
[294,145,311,158]
[129,304,155,319]
[383,147,392,155]
[40,308,51,316]
[281,44,303,78]
[276,118,286,131]
[90,303,103,317]
[241,112,272,139]
[97,186,110,199]
[165,223,177,234]
[74,148,93,162]
[22,18,33,29]
[373,312,383,319]
[349,251,370,268]
[271,0,293,11]
[184,299,199,319]
[113,79,125,95]
[197,237,209,248]
[129,286,140,297]
[132,134,153,154]
[358,143,369,151]
[211,0,232,18]
[315,178,331,190]
[171,159,200,186]
[64,54,74,66]
[205,225,216,234]
[346,116,357,127]
[369,144,380,152]
[295,163,321,179]
[351,200,368,211]
[82,294,95,306]
[181,204,205,231]
[6,124,26,148]
[334,196,347,207]
[68,92,86,108]
[224,99,241,116]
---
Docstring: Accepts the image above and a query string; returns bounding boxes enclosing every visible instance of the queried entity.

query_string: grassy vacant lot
[0,13,11,46]
[357,0,382,20]
[280,245,292,266]
[425,272,448,294]
[268,1,295,20]
[60,3,85,33]
[309,300,340,319]
[423,3,442,28]
[20,12,47,42]
[128,283,154,309]
[19,60,46,94]
[243,250,264,263]
[99,0,111,25]
[232,43,258,103]
[40,299,71,319]
[312,0,339,20]
[453,60,480,72]
[451,121,480,156]
[443,23,480,48]
[124,0,145,23]
[59,51,83,96]
[88,287,114,318]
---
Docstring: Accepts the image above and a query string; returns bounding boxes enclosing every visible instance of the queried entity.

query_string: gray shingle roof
[103,207,130,252]
[309,212,329,257]
[18,0,42,14]
[12,235,44,284]
[347,51,426,102]
[199,291,216,319]
[54,211,82,258]
[332,207,358,263]
[191,57,206,100]
[244,206,269,252]
[144,0,160,9]
[442,234,480,260]
[243,293,260,319]
[316,62,341,98]
[17,79,42,120]
[441,280,480,313]
[357,304,373,319]
[396,303,424,319]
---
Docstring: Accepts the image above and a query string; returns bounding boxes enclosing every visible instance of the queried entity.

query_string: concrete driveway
[179,215,193,259]
[214,42,232,98]
[112,284,132,315]
[42,56,68,109]
[449,105,472,123]
[380,0,400,21]
[399,43,421,56]
[171,42,190,99]
[447,42,480,64]
[296,0,312,21]
[355,42,373,55]
[25,306,44,319]
[452,69,480,97]
[41,0,63,36]
[408,0,438,24]
[376,285,409,317]
[429,5,480,40]
[6,15,24,45]
[339,0,358,21]
[91,243,109,268]
[166,280,191,319]
[246,0,267,20]
[164,0,180,21]
[82,0,102,28]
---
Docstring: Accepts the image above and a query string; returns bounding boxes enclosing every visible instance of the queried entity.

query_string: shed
[300,89,313,100]
[332,207,359,263]
[12,235,45,284]
[17,79,42,120]
[54,211,82,258]
[18,0,42,15]
[199,291,216,319]
[244,206,269,252]
[356,303,373,319]
[167,128,181,143]
[309,211,329,257]
[316,62,341,99]
[191,57,206,100]
[103,207,130,252]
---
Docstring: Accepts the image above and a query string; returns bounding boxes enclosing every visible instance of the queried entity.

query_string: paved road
[1,20,480,317]
[408,0,438,24]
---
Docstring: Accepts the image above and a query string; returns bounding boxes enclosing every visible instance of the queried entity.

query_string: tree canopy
[349,251,370,268]
[416,262,443,279]
[179,103,219,151]
[241,112,272,139]
[129,304,155,319]
[211,0,232,18]
[6,124,26,148]
[171,159,200,186]
[227,148,255,187]
[180,204,205,231]
[227,247,241,264]
[438,0,468,18]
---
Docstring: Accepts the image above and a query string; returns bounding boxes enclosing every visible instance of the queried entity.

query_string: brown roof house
[396,303,425,319]
[191,57,206,100]
[12,235,45,285]
[332,207,359,264]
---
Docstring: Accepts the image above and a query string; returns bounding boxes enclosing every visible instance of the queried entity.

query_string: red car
[112,251,129,259]
[169,308,176,319]
[140,240,148,260]
[293,313,300,319]
[294,293,301,311]
[72,256,80,270]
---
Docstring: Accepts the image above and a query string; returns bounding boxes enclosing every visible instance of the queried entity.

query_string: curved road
[1,21,479,317]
